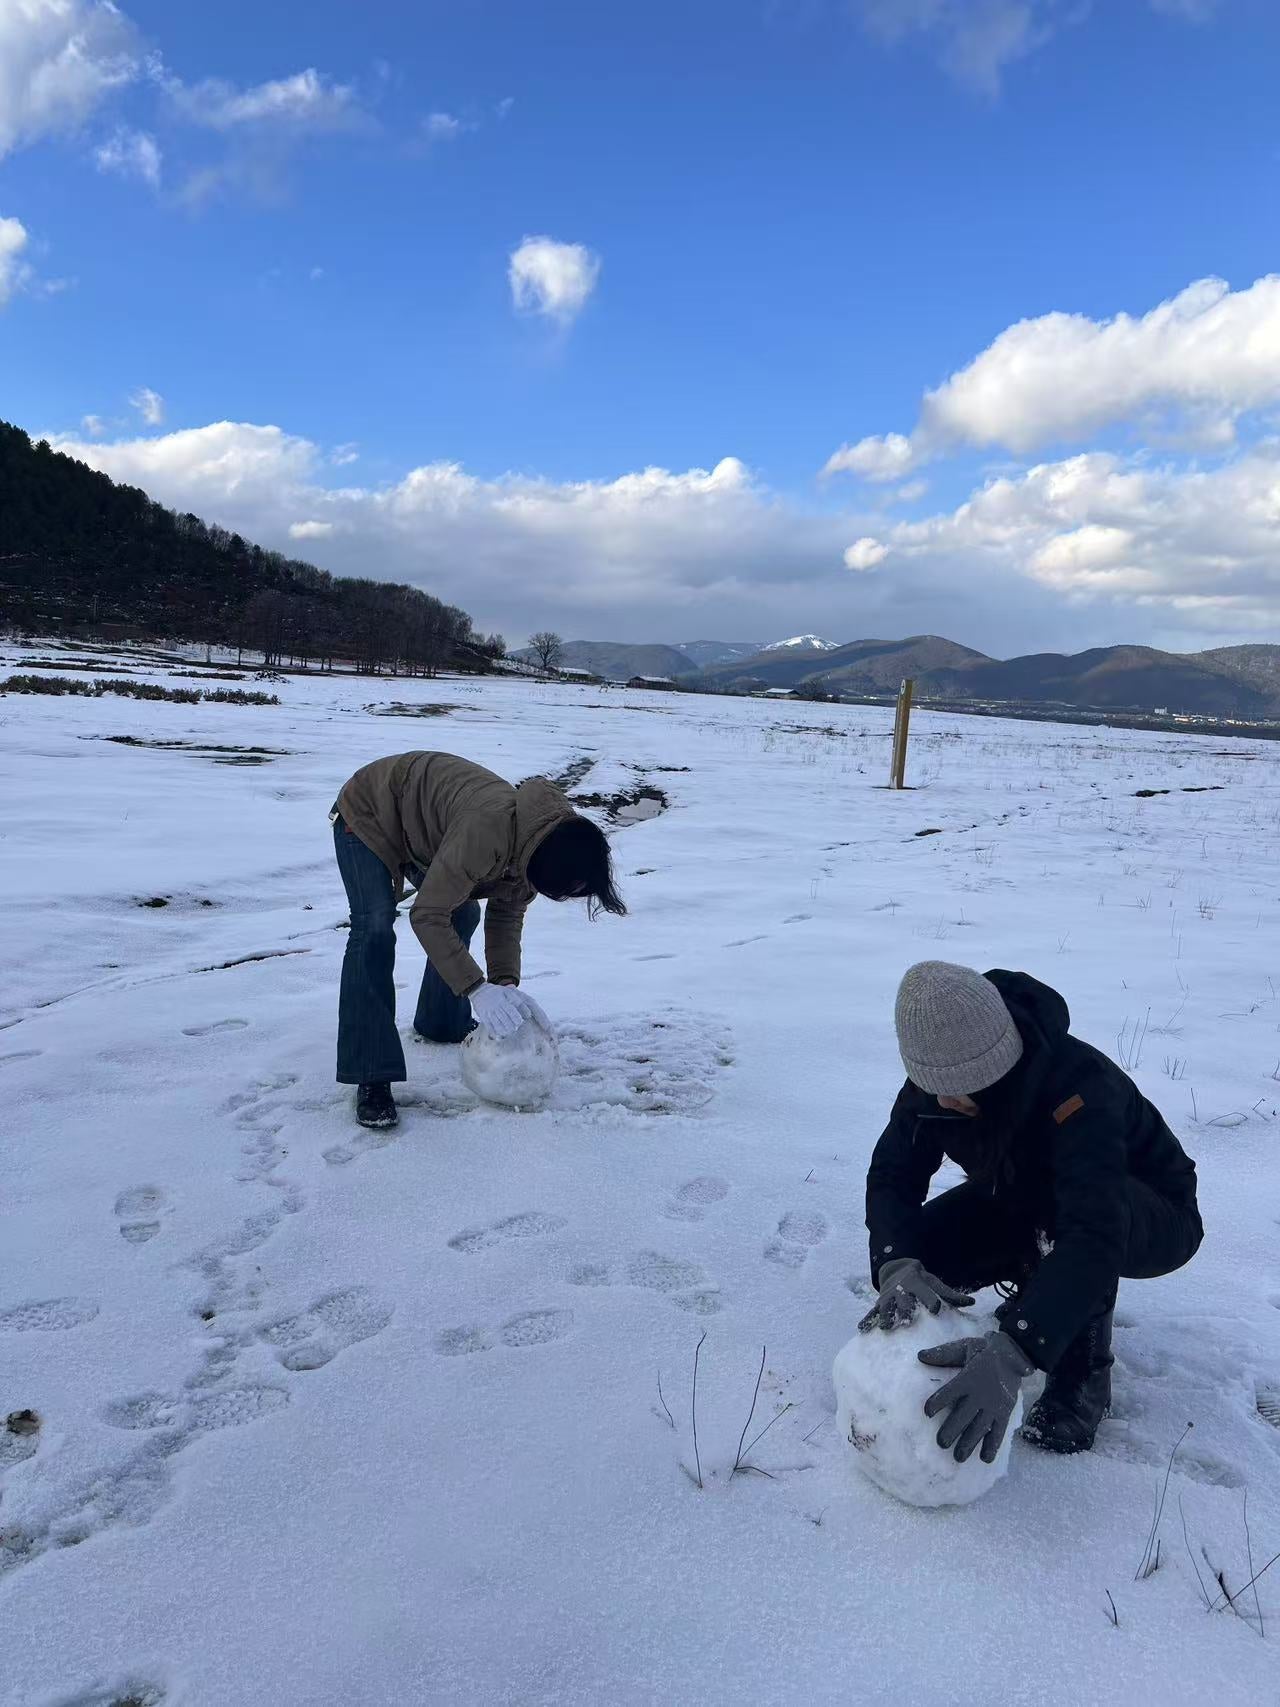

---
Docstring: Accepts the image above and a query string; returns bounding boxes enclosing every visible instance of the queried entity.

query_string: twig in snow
[1210,1549,1280,1618]
[691,1330,707,1490]
[740,1402,796,1466]
[1135,1422,1193,1582]
[1179,1496,1212,1610]
[656,1370,675,1431]
[1105,1591,1119,1629]
[730,1345,767,1479]
[1244,1488,1263,1638]
[802,1417,828,1445]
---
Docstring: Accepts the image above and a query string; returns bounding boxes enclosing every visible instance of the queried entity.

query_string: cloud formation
[424,111,463,141]
[848,447,1280,633]
[850,0,1221,95]
[46,416,1280,653]
[164,67,363,133]
[0,0,139,158]
[129,386,164,425]
[93,123,160,185]
[827,276,1280,479]
[0,215,33,305]
[509,236,601,324]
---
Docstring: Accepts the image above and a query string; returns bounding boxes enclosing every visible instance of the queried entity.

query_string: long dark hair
[528,818,628,918]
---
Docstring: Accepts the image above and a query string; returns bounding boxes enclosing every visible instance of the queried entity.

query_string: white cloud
[81,411,105,435]
[329,443,359,466]
[844,537,889,571]
[166,67,362,133]
[0,215,33,305]
[509,236,601,324]
[94,123,159,185]
[129,386,164,424]
[851,0,1220,95]
[852,0,1061,96]
[827,275,1280,478]
[843,539,894,573]
[48,419,1280,652]
[823,430,918,483]
[425,111,462,140]
[0,0,140,159]
[893,479,929,503]
[867,447,1280,629]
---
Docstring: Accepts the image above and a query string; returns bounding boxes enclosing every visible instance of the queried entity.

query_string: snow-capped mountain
[765,634,840,653]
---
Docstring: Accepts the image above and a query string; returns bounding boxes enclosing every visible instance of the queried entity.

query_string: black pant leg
[1119,1177,1204,1280]
[916,1181,1040,1295]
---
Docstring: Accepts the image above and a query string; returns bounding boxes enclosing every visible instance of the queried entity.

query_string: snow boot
[1021,1309,1114,1455]
[356,1082,398,1129]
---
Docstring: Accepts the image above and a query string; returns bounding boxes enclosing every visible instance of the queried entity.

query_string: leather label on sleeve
[1053,1094,1084,1125]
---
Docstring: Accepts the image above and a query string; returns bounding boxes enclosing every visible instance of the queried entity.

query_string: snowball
[832,1306,1023,1508]
[461,1013,560,1109]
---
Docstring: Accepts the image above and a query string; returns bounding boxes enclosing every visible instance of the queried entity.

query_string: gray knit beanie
[894,961,1024,1096]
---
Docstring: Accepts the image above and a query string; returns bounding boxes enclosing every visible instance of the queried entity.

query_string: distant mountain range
[517,633,1280,718]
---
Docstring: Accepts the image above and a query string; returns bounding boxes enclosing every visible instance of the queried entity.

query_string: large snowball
[461,1014,560,1109]
[832,1306,1023,1508]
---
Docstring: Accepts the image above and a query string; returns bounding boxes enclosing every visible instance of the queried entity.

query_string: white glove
[470,982,531,1040]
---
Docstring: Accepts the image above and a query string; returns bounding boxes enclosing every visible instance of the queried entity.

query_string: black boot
[1021,1310,1114,1454]
[356,1082,398,1129]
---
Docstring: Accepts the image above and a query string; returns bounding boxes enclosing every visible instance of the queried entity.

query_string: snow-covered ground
[2,644,1278,1706]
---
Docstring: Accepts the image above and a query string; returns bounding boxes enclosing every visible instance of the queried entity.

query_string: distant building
[626,674,677,690]
[558,666,603,684]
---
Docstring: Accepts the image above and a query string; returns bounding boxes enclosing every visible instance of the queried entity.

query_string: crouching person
[332,751,626,1130]
[860,962,1203,1462]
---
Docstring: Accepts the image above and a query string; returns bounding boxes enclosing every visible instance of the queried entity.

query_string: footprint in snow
[433,1309,574,1356]
[764,1210,829,1269]
[663,1176,730,1222]
[569,1250,723,1314]
[448,1211,567,1253]
[1091,1427,1244,1489]
[258,1286,392,1372]
[114,1184,170,1245]
[0,1297,99,1333]
[182,1018,250,1037]
[725,935,769,948]
[102,1385,289,1433]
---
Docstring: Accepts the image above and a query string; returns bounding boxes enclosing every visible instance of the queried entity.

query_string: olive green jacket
[335,752,575,996]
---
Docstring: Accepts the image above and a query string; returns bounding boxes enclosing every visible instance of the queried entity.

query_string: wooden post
[889,677,914,789]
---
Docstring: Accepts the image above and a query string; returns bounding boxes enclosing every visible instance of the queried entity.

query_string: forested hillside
[0,423,492,673]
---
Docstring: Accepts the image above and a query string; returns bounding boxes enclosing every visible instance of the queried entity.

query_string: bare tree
[529,631,565,674]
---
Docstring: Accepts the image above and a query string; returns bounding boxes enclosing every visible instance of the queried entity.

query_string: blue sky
[3,0,1279,652]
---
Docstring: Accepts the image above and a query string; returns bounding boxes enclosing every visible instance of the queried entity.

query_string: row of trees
[0,423,501,675]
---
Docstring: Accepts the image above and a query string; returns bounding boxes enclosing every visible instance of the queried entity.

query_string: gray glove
[858,1258,975,1333]
[919,1331,1036,1464]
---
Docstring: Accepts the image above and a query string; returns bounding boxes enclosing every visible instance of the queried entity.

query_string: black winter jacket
[865,971,1202,1370]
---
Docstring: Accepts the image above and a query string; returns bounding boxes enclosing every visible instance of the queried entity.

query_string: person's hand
[918,1331,1036,1464]
[470,982,529,1040]
[858,1258,975,1333]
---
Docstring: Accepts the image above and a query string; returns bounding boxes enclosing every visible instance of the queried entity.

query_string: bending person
[332,751,625,1129]
[861,962,1202,1462]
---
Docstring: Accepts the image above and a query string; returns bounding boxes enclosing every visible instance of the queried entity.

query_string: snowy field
[2,643,1278,1706]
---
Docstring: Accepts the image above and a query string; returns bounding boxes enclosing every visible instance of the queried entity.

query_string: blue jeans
[334,817,480,1084]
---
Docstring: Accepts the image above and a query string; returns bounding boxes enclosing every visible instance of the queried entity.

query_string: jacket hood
[512,777,577,875]
[970,971,1069,1130]
[985,969,1070,1051]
